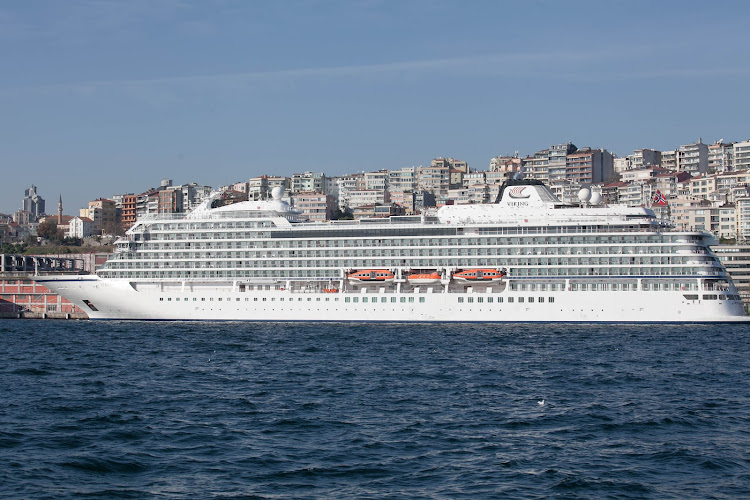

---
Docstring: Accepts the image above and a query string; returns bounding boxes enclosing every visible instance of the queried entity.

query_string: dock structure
[0,254,89,319]
[0,253,85,274]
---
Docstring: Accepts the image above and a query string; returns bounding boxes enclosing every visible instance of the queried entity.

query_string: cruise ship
[35,180,748,322]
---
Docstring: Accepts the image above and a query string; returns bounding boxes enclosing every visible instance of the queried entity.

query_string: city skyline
[2,0,750,214]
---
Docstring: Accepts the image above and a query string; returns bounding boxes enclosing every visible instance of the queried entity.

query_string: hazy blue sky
[2,0,749,214]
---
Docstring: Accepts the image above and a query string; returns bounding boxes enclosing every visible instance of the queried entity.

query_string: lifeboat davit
[348,270,395,283]
[453,268,506,282]
[407,272,441,285]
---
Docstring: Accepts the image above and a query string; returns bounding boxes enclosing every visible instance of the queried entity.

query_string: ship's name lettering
[507,201,529,207]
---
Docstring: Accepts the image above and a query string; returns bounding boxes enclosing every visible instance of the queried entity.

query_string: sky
[2,0,749,214]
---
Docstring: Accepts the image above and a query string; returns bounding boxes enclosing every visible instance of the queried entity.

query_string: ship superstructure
[36,181,748,322]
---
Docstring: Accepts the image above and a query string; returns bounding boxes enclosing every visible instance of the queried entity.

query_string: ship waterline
[35,181,749,322]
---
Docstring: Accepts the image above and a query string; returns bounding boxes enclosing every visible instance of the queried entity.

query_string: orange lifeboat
[453,268,506,282]
[347,270,395,283]
[407,272,441,285]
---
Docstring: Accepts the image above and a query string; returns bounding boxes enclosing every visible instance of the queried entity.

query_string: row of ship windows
[112,248,711,260]
[160,296,428,304]
[157,296,559,304]
[104,257,714,268]
[129,233,702,246]
[684,294,741,300]
[100,267,716,279]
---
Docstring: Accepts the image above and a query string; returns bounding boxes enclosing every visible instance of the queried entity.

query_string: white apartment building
[387,167,417,193]
[735,140,750,171]
[347,189,390,208]
[291,172,325,193]
[522,150,550,183]
[628,148,661,169]
[678,140,709,175]
[67,216,94,239]
[709,141,735,172]
[364,170,388,191]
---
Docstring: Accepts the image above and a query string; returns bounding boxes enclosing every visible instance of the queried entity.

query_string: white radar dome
[589,192,602,205]
[271,186,284,200]
[577,187,591,203]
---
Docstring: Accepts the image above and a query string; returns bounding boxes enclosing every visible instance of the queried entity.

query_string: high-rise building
[22,185,45,219]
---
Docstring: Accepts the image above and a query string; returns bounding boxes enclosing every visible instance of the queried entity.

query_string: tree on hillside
[37,220,57,240]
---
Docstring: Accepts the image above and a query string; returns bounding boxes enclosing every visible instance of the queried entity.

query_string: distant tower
[58,194,63,224]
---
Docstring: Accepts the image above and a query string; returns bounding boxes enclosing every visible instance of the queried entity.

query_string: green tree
[36,220,57,240]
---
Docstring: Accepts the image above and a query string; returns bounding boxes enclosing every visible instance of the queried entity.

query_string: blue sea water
[1,321,749,499]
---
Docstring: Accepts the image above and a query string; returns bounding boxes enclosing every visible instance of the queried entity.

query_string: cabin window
[419,297,425,303]
[458,297,464,303]
[400,297,406,303]
[409,297,414,303]
[468,297,474,303]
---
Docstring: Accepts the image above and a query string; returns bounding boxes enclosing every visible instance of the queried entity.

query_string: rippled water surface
[1,320,749,498]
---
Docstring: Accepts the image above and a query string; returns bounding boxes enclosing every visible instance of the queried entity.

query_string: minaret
[58,194,63,224]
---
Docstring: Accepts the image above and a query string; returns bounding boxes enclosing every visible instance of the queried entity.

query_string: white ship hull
[37,276,749,323]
